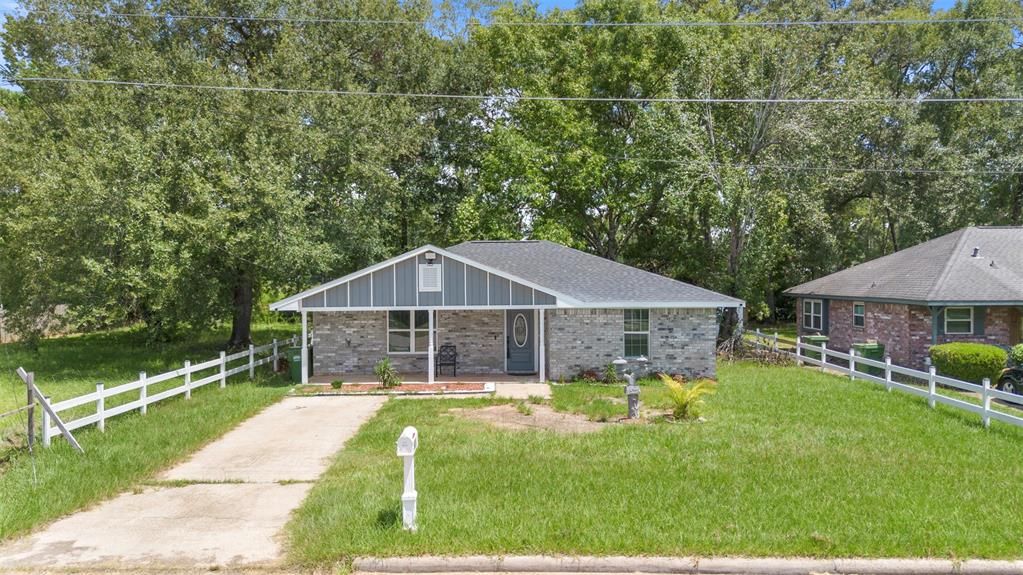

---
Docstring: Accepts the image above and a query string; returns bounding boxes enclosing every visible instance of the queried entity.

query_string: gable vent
[419,264,442,292]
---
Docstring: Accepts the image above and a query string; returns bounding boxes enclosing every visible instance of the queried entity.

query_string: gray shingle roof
[447,240,742,306]
[784,226,1023,303]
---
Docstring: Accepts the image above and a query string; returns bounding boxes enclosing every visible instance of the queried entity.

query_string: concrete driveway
[0,395,385,570]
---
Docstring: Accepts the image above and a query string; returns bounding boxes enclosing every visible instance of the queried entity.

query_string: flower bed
[293,383,491,396]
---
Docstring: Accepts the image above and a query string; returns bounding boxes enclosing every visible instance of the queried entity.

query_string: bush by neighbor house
[930,342,1007,384]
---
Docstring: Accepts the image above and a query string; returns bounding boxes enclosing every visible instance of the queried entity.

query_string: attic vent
[418,264,442,292]
[972,247,981,257]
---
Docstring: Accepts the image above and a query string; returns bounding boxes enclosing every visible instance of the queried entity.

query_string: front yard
[287,361,1023,564]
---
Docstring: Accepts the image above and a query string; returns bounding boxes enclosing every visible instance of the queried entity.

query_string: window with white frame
[624,309,649,358]
[853,302,865,328]
[802,299,823,330]
[388,310,437,353]
[944,307,973,335]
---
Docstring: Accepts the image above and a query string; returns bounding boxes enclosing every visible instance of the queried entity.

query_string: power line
[10,77,1023,104]
[21,9,1023,28]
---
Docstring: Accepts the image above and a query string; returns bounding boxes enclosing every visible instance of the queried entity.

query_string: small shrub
[602,363,620,385]
[1010,344,1023,367]
[373,358,401,388]
[930,342,1007,384]
[575,369,601,383]
[658,372,716,420]
[330,380,344,389]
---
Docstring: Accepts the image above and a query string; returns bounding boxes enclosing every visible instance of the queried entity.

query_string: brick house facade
[796,297,1022,369]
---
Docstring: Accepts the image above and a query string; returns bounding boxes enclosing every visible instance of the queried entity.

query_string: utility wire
[21,9,1023,28]
[10,77,1023,104]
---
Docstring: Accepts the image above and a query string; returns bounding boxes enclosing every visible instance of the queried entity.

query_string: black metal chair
[436,344,458,376]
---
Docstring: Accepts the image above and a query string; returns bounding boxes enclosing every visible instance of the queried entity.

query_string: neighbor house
[271,240,743,383]
[785,226,1023,369]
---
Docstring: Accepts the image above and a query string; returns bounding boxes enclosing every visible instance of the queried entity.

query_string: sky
[0,0,960,83]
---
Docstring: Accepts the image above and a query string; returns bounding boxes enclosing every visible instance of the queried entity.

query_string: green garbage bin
[803,334,829,361]
[852,342,885,377]
[287,345,313,382]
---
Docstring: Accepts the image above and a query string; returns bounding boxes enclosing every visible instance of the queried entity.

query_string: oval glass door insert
[513,313,528,347]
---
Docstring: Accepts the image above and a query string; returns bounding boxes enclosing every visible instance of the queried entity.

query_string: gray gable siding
[489,276,510,305]
[372,266,394,307]
[512,282,532,305]
[302,291,325,308]
[350,275,372,307]
[535,291,555,305]
[466,265,488,306]
[444,260,466,306]
[325,284,347,307]
[394,258,416,306]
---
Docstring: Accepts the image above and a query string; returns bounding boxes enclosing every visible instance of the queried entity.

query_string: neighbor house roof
[270,240,742,311]
[447,240,743,307]
[784,226,1023,305]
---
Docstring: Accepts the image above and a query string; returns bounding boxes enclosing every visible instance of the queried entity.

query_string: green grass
[286,361,1023,564]
[0,372,288,540]
[0,322,299,442]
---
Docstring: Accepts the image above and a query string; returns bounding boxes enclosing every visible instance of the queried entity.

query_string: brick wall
[796,297,1019,369]
[545,308,718,381]
[312,310,504,375]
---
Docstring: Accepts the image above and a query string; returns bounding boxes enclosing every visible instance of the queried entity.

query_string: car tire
[999,377,1020,395]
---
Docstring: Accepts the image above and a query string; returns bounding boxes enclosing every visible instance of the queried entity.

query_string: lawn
[287,361,1023,564]
[0,322,299,442]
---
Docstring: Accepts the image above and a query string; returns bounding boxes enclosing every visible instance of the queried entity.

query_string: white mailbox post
[396,426,419,531]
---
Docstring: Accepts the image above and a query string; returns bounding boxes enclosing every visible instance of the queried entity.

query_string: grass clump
[515,401,533,416]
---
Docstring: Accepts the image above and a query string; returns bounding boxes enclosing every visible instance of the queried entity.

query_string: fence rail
[749,329,1020,430]
[17,335,301,449]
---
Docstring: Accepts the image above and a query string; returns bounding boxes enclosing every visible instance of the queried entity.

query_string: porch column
[427,309,435,384]
[301,310,309,385]
[538,309,546,383]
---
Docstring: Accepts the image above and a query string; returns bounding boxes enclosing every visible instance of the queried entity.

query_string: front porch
[308,373,543,385]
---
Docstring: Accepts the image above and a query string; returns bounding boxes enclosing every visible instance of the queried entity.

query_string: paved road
[0,396,385,570]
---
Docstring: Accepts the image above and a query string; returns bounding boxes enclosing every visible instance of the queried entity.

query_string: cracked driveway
[0,395,385,570]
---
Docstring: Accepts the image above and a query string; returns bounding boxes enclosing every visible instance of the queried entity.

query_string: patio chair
[436,344,458,377]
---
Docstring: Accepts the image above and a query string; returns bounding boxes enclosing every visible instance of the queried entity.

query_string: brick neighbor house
[271,240,743,384]
[784,226,1023,369]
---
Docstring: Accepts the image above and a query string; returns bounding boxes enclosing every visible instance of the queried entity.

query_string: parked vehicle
[999,366,1023,395]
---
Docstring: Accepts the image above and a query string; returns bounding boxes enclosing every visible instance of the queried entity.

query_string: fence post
[884,356,893,392]
[849,349,857,381]
[249,344,255,379]
[982,377,991,428]
[184,360,192,400]
[96,383,105,432]
[820,342,828,372]
[26,372,34,450]
[272,338,279,372]
[773,331,779,352]
[219,351,227,389]
[139,371,148,415]
[928,366,937,409]
[795,336,802,366]
[41,395,51,447]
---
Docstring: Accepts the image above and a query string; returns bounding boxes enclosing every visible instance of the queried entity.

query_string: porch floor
[308,373,542,385]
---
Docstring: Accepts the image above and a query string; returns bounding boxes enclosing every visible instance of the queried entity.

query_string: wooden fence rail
[18,335,301,449]
[749,329,1021,430]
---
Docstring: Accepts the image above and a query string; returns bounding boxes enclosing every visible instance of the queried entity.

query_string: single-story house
[785,226,1023,369]
[271,240,743,383]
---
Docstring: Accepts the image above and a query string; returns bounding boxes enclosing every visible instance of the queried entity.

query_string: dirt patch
[449,403,611,433]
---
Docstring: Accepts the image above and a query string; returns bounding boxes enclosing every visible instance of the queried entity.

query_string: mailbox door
[506,309,536,374]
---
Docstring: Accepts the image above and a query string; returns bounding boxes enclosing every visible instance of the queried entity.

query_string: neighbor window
[624,309,649,358]
[802,299,823,330]
[944,307,973,335]
[388,310,437,353]
[853,302,865,328]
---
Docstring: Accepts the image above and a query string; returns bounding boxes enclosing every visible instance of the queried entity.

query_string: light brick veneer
[545,308,718,381]
[312,310,504,375]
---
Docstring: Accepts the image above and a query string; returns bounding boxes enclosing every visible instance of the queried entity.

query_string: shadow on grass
[375,506,401,529]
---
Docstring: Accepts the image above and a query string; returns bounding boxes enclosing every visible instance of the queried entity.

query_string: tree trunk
[227,273,254,350]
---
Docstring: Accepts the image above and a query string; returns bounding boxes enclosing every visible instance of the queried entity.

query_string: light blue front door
[506,310,535,374]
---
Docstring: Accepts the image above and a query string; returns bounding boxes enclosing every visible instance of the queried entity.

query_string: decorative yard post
[396,426,419,531]
[614,357,643,420]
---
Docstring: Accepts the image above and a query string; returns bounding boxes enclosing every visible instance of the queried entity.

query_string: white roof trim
[270,244,585,311]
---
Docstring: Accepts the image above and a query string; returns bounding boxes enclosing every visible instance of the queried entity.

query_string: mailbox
[396,426,419,457]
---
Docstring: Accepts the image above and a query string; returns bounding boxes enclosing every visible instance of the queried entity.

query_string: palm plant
[658,373,716,420]
[374,357,401,388]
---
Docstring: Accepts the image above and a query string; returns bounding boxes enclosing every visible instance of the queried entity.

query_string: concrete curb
[353,555,1023,574]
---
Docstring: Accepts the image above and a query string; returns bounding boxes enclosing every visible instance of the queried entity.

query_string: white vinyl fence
[22,335,301,448]
[749,329,1023,430]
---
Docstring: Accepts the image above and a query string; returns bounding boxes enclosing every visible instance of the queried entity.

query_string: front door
[506,310,535,374]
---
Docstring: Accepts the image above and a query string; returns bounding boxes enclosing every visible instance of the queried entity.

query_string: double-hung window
[802,299,823,330]
[624,309,649,358]
[944,307,973,335]
[388,310,436,353]
[853,302,865,328]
